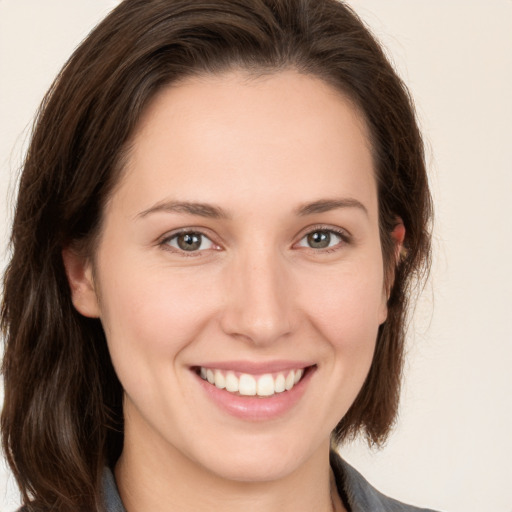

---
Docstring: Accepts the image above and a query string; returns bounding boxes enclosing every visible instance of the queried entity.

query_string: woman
[1,0,434,511]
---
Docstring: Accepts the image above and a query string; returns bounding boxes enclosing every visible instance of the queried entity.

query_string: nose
[220,248,296,346]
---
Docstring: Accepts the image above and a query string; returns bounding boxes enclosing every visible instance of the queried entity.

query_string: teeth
[257,374,275,396]
[214,369,226,389]
[239,374,257,396]
[274,373,286,393]
[285,371,295,391]
[225,371,239,392]
[199,367,306,396]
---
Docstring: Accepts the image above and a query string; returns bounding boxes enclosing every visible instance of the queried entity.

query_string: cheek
[291,264,384,424]
[298,261,385,387]
[298,262,386,342]
[95,258,220,379]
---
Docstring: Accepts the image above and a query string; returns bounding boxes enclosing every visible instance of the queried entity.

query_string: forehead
[114,70,377,219]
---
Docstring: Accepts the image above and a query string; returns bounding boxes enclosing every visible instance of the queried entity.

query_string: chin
[190,431,327,484]
[202,450,302,483]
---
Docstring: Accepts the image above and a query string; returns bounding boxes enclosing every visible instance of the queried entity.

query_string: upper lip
[193,360,315,374]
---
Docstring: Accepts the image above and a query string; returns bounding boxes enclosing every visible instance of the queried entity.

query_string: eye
[297,229,345,250]
[164,231,215,252]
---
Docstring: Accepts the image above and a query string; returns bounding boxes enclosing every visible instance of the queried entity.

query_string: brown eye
[306,231,331,249]
[177,233,201,251]
[297,229,345,250]
[166,232,214,252]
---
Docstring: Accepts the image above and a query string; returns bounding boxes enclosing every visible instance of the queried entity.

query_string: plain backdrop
[1,1,511,511]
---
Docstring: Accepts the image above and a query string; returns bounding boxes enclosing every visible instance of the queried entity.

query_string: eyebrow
[137,200,230,219]
[295,198,368,216]
[137,197,368,220]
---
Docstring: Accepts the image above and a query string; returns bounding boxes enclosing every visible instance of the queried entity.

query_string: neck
[115,429,344,512]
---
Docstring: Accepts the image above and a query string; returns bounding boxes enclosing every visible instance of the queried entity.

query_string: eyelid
[155,224,351,255]
[293,224,352,250]
[306,224,351,239]
[157,227,221,255]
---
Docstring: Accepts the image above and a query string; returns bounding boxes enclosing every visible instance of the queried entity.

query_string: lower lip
[195,367,315,421]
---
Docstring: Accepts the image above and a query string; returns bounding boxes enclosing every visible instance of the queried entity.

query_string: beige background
[1,1,511,511]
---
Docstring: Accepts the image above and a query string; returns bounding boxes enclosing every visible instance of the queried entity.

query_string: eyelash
[158,229,219,256]
[158,225,351,256]
[295,225,351,253]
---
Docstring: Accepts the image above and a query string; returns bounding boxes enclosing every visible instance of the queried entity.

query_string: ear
[379,218,406,324]
[391,218,406,264]
[62,247,101,318]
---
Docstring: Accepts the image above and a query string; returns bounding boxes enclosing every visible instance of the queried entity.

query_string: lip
[193,363,316,421]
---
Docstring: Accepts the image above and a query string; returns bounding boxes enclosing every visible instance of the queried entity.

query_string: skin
[64,70,400,512]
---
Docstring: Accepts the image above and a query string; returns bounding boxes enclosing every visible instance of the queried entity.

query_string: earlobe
[61,247,101,318]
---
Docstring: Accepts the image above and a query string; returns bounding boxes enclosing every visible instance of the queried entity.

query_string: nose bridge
[221,244,294,345]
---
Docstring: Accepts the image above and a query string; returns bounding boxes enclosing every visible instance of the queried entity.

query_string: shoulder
[330,450,443,512]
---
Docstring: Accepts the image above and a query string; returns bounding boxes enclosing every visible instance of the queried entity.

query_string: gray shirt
[102,451,441,512]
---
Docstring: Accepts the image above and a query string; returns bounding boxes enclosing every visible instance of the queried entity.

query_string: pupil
[177,233,201,251]
[307,231,330,248]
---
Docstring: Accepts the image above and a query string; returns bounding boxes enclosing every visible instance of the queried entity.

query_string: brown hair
[1,0,431,510]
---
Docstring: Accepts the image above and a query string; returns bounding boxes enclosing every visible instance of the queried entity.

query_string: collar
[329,450,441,512]
[102,452,440,512]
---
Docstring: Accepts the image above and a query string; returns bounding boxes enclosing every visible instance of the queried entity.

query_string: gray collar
[102,453,441,512]
[102,467,126,512]
[329,451,441,512]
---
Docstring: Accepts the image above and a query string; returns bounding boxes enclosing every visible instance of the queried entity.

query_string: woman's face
[70,70,388,482]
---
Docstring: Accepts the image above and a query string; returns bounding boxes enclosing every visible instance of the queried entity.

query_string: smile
[197,367,308,397]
